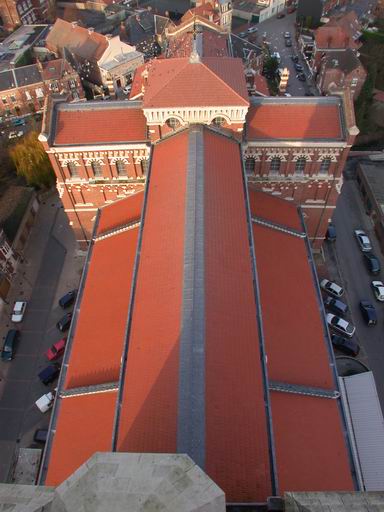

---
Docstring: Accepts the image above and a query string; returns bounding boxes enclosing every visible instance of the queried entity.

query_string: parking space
[319,178,384,412]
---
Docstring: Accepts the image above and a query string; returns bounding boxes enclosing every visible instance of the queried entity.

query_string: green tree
[10,131,55,189]
[264,56,279,75]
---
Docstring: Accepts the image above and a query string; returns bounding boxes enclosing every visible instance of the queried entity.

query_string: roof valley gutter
[37,209,101,485]
[298,208,360,491]
[240,146,279,497]
[176,125,206,468]
[111,144,154,452]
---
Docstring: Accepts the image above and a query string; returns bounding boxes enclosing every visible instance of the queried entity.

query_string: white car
[35,392,55,413]
[372,280,384,301]
[11,301,27,322]
[271,52,281,63]
[320,279,344,298]
[354,229,372,252]
[326,313,356,338]
[247,26,258,33]
[238,31,247,38]
[284,31,291,38]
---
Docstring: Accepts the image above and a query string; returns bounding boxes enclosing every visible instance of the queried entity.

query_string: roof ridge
[201,57,249,105]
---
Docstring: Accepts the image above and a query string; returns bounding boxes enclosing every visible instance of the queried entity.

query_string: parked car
[305,91,315,96]
[271,52,281,63]
[1,330,19,361]
[331,335,360,357]
[247,26,258,33]
[359,300,377,326]
[354,229,372,252]
[294,63,304,72]
[59,289,77,309]
[372,280,384,301]
[11,301,27,322]
[285,38,292,47]
[363,252,380,275]
[8,130,23,139]
[287,5,296,13]
[277,12,285,18]
[326,223,336,241]
[46,337,66,361]
[38,363,61,385]
[33,429,48,443]
[35,392,55,413]
[323,296,348,316]
[239,31,247,38]
[320,279,344,298]
[291,54,299,63]
[57,312,73,332]
[12,118,25,126]
[297,72,306,81]
[326,313,355,338]
[284,31,291,38]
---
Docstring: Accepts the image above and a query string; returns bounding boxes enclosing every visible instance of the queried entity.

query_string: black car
[1,330,19,361]
[326,223,336,242]
[305,92,315,96]
[359,300,377,326]
[33,429,48,443]
[59,289,77,309]
[57,312,73,332]
[38,363,61,385]
[285,38,292,47]
[294,63,303,72]
[324,296,348,316]
[297,73,306,82]
[291,55,299,63]
[363,252,381,275]
[331,335,360,357]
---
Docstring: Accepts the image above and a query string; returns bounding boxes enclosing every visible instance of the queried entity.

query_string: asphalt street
[0,235,66,481]
[321,178,384,412]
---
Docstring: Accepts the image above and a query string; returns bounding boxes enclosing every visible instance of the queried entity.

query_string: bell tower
[215,0,232,32]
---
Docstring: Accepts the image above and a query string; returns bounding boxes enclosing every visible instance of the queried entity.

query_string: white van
[271,52,281,63]
[35,392,55,413]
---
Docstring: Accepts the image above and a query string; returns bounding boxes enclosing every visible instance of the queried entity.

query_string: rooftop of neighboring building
[40,58,77,81]
[322,48,366,75]
[246,96,345,141]
[314,23,359,50]
[0,24,49,72]
[358,162,384,214]
[166,25,229,58]
[0,64,43,92]
[329,10,362,40]
[232,0,266,14]
[46,19,110,62]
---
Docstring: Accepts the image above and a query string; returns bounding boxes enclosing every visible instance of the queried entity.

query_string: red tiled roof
[97,191,143,234]
[248,188,302,231]
[117,132,189,455]
[253,74,269,96]
[135,57,249,108]
[203,130,271,502]
[182,3,217,22]
[45,391,117,486]
[41,59,71,81]
[54,106,148,145]
[246,102,343,140]
[46,19,109,61]
[315,25,358,50]
[271,392,354,492]
[167,29,229,58]
[64,196,142,389]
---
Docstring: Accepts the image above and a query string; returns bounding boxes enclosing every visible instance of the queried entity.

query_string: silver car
[320,279,344,298]
[354,229,372,252]
[326,313,355,338]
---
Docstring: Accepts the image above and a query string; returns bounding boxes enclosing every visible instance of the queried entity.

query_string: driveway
[320,177,384,413]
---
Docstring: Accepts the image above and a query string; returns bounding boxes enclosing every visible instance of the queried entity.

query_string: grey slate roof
[0,64,43,92]
[324,48,363,74]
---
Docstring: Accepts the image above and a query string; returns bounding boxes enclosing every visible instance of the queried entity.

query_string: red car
[46,338,66,361]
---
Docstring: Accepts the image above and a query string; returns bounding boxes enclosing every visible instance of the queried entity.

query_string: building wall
[45,146,150,245]
[243,143,348,248]
[0,0,48,30]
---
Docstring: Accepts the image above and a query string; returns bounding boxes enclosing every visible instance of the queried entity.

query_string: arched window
[91,161,103,177]
[67,162,79,178]
[270,157,281,175]
[166,118,181,130]
[245,157,256,175]
[141,158,149,175]
[319,158,331,175]
[295,157,306,175]
[116,159,126,176]
[212,116,226,127]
